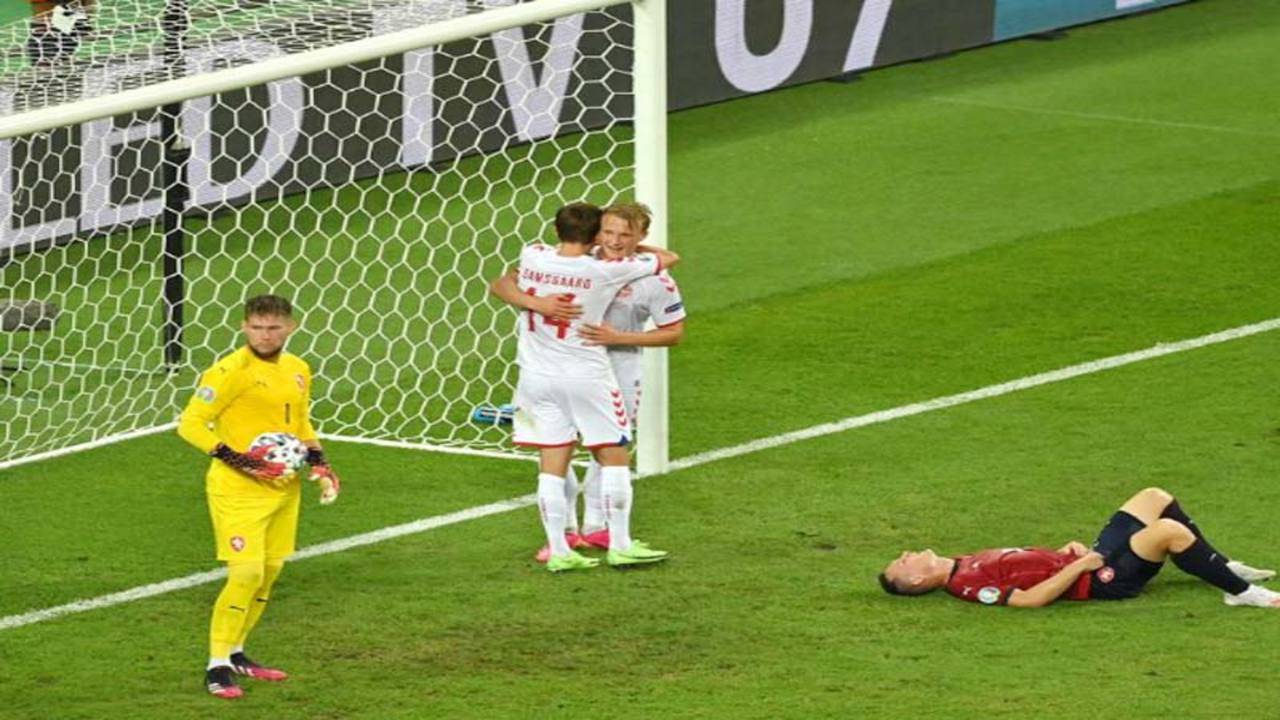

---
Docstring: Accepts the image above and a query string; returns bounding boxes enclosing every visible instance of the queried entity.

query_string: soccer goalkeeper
[178,294,342,700]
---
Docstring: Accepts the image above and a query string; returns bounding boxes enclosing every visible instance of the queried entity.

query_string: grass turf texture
[3,0,1280,716]
[0,1,25,27]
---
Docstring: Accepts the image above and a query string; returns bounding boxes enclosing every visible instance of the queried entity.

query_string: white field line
[0,495,538,632]
[3,316,1278,632]
[930,96,1280,139]
[0,423,177,472]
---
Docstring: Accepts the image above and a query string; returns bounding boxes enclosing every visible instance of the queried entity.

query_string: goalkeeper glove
[211,443,288,486]
[307,448,341,505]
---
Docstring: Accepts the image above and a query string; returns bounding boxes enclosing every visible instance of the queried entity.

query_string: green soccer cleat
[546,550,600,573]
[606,540,669,567]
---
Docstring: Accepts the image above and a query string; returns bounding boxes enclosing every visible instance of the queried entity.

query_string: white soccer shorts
[610,355,642,424]
[513,372,632,449]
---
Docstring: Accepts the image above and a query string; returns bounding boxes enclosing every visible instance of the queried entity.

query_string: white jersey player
[511,242,657,447]
[489,202,678,572]
[594,267,686,420]
[571,203,686,550]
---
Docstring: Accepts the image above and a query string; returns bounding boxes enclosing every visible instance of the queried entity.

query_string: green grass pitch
[3,1,1280,717]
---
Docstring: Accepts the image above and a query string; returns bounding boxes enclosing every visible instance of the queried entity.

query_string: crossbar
[0,0,629,139]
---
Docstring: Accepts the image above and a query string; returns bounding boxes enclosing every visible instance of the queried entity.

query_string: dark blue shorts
[1088,511,1165,600]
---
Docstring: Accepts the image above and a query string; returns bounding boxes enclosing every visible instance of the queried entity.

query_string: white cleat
[1224,584,1280,608]
[1227,560,1276,583]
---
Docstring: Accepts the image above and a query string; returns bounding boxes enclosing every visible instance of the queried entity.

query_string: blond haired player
[490,202,678,571]
[532,203,686,559]
[178,295,341,699]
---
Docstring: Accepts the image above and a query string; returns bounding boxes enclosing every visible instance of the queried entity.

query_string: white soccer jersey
[515,243,661,380]
[602,270,686,420]
[602,270,686,358]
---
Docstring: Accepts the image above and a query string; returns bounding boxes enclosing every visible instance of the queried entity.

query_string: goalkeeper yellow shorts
[207,488,301,562]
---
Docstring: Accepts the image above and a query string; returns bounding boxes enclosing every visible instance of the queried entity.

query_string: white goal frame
[0,0,671,476]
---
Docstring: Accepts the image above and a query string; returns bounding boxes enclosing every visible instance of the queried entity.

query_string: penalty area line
[3,317,1278,632]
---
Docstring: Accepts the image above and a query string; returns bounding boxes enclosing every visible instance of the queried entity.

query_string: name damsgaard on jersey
[520,268,593,290]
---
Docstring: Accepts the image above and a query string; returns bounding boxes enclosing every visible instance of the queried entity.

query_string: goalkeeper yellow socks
[235,561,284,649]
[209,561,265,662]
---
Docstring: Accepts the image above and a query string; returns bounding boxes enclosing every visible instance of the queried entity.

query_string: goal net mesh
[0,0,635,465]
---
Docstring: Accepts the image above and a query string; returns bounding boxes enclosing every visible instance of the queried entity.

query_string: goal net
[0,0,668,471]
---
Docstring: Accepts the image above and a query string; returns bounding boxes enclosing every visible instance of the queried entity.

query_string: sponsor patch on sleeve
[663,302,684,314]
[196,386,216,403]
[977,586,1002,605]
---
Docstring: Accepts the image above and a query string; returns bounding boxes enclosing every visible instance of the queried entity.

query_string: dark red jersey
[945,547,1091,606]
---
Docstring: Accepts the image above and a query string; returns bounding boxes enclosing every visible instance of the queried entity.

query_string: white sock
[563,464,580,534]
[581,460,605,534]
[601,465,633,551]
[537,473,571,556]
[230,645,244,655]
[207,657,231,670]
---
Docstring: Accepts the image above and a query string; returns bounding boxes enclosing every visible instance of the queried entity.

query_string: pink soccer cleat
[535,533,593,563]
[580,529,611,550]
[230,652,289,681]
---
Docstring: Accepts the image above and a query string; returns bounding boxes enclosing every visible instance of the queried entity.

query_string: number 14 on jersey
[525,288,575,340]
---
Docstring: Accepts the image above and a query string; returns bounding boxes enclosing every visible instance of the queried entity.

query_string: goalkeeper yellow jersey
[178,346,317,497]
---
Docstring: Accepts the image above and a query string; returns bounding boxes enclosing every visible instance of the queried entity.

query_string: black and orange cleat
[206,666,244,699]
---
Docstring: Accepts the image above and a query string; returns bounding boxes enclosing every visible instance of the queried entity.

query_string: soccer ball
[249,432,309,478]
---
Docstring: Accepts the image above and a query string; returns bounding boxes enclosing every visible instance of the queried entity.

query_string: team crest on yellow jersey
[295,374,306,390]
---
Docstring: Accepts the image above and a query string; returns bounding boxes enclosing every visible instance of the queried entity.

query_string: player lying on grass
[879,487,1279,608]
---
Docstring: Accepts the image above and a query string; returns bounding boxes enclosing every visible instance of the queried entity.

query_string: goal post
[0,0,671,472]
[632,0,666,477]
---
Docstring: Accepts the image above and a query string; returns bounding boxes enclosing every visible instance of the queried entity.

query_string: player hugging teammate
[490,202,685,571]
